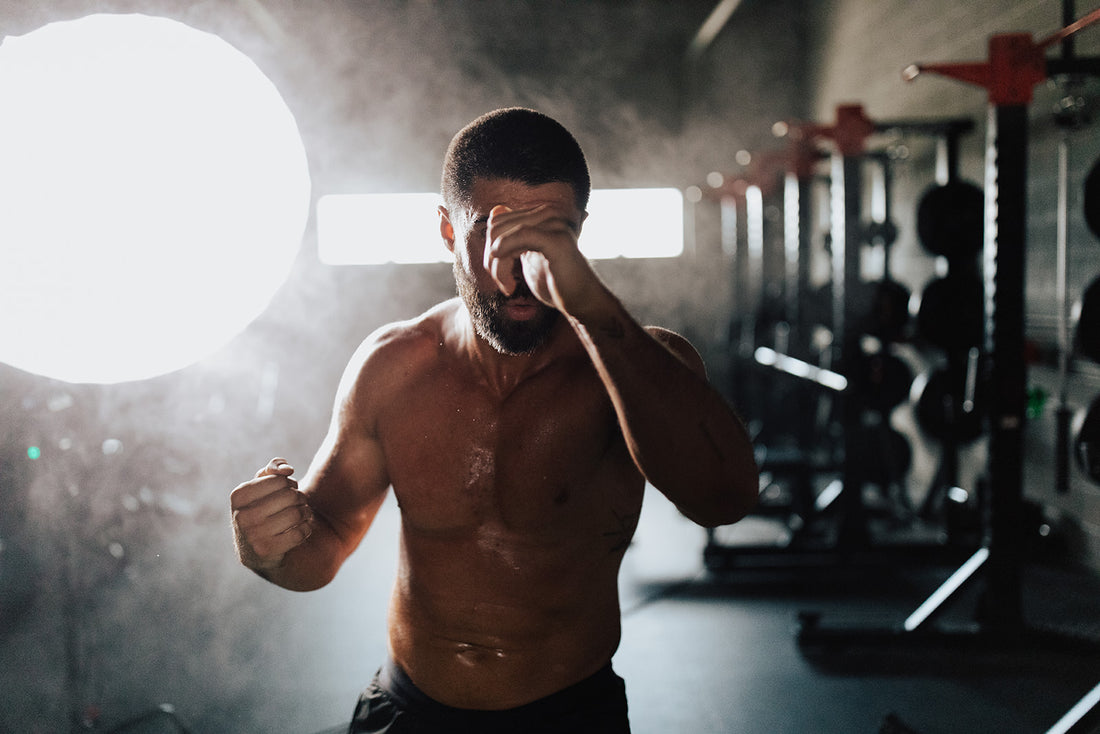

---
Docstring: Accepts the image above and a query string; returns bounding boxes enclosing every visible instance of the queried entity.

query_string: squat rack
[797,8,1100,733]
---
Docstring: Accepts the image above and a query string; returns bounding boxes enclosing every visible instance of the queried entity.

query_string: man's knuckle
[251,538,276,557]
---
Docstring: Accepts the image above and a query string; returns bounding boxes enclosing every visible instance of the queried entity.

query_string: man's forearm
[567,291,759,527]
[244,514,346,592]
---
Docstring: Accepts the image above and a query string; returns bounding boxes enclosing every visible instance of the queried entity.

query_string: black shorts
[347,658,632,734]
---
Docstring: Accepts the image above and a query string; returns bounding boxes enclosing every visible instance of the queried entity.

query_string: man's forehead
[465,178,581,216]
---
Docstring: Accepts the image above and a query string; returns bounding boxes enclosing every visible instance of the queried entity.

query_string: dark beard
[454,262,560,355]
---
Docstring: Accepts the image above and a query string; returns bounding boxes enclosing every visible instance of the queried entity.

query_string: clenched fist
[231,458,314,572]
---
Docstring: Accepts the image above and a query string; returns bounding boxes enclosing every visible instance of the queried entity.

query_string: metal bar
[1062,0,1077,59]
[686,0,744,62]
[783,173,801,337]
[833,152,869,548]
[753,346,848,392]
[981,103,1028,628]
[1057,137,1073,495]
[1046,681,1100,734]
[746,184,766,345]
[904,547,989,631]
[1039,5,1100,50]
[1057,138,1070,373]
[1047,56,1100,76]
[872,117,974,137]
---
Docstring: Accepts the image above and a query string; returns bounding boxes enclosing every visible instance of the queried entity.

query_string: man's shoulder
[346,299,461,379]
[643,325,706,377]
[371,300,453,347]
[327,301,463,426]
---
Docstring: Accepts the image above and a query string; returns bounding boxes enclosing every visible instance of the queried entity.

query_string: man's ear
[438,205,456,254]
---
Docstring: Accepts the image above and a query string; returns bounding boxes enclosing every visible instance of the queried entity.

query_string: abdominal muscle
[386,520,628,710]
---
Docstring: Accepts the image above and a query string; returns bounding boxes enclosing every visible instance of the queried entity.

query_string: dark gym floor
[609,489,1100,734]
[307,484,1099,734]
[611,490,1100,734]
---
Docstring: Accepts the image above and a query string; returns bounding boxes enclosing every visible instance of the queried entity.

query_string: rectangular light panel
[317,188,683,265]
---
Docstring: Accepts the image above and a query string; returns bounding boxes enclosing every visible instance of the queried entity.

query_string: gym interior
[1,1,1099,732]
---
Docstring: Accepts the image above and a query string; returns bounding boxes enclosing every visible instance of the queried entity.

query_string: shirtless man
[230,108,758,733]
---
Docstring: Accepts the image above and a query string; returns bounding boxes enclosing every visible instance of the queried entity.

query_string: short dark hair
[441,108,590,214]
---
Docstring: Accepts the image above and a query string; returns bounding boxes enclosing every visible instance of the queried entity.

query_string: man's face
[442,179,582,356]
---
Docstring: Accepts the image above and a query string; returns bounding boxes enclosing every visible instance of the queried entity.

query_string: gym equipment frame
[795,7,1100,715]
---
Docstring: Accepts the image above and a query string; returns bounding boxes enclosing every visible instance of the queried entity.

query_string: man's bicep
[301,422,391,552]
[301,347,392,552]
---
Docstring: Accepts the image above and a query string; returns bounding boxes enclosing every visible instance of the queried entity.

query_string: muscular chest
[378,362,641,536]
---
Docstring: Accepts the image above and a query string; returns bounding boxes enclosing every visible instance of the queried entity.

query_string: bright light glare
[316,187,683,265]
[0,14,310,384]
[318,193,447,265]
[582,188,683,259]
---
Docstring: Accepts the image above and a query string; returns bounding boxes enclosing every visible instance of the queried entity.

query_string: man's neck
[458,308,575,398]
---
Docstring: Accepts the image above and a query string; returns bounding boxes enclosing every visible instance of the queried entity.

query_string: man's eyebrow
[549,214,582,233]
[469,210,579,230]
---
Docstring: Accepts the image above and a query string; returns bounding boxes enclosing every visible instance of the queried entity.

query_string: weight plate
[1085,157,1100,239]
[1076,276,1100,363]
[850,351,913,413]
[914,367,985,445]
[916,274,984,352]
[1075,396,1100,484]
[916,180,985,261]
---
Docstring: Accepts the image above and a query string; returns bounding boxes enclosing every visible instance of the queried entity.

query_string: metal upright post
[832,149,867,549]
[980,99,1028,630]
[825,106,876,550]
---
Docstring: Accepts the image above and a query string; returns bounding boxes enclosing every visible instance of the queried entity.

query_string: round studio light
[0,14,310,384]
